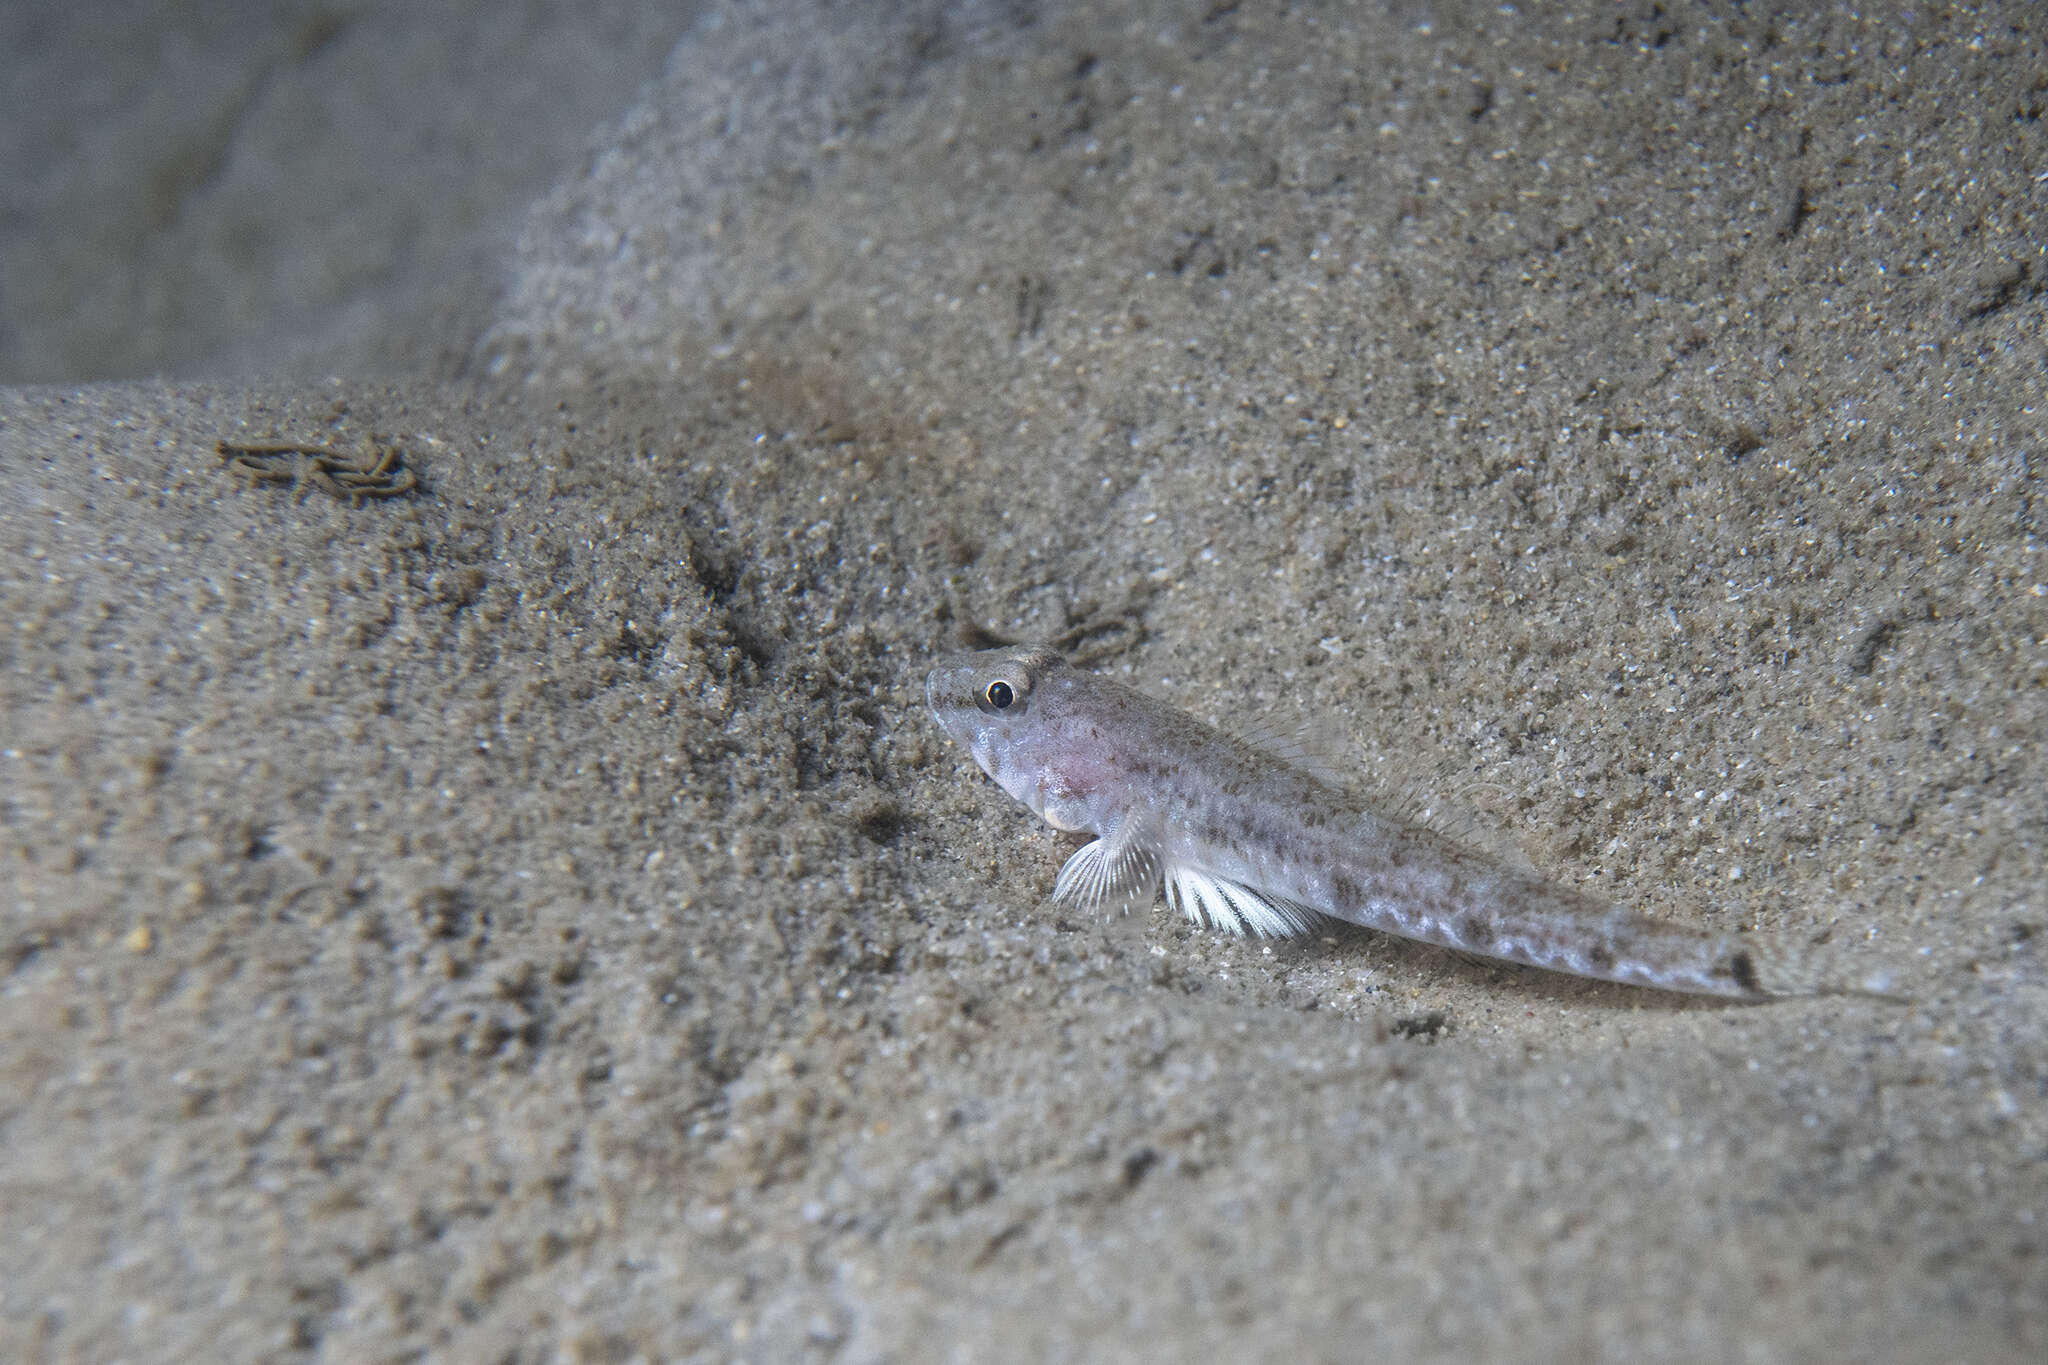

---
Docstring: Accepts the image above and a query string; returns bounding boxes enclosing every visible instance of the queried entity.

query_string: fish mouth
[924,660,979,749]
[924,665,955,738]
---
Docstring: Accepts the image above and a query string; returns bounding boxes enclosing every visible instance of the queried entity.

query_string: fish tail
[1583,909,1909,1003]
[1406,874,1908,1001]
[1734,930,1911,1003]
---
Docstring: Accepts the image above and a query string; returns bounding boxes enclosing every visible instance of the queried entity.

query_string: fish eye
[985,680,1015,709]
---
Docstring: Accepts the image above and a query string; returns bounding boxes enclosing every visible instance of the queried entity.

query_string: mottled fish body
[926,644,1869,1000]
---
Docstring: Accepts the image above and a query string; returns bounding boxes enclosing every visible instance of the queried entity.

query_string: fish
[925,643,1896,1000]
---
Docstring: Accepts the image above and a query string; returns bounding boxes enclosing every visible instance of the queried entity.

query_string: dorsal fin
[1229,712,1358,790]
[1232,709,1548,879]
[1364,760,1545,879]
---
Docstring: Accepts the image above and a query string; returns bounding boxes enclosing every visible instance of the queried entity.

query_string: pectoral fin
[1052,811,1164,919]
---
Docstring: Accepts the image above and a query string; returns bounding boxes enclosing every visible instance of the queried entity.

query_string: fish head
[924,644,1087,825]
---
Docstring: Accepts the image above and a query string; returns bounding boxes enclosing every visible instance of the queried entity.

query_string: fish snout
[924,662,972,741]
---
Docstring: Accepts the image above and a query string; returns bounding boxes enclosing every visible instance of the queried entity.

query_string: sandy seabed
[3,3,2045,1361]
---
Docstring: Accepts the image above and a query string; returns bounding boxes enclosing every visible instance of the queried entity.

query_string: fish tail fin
[1736,933,1912,1004]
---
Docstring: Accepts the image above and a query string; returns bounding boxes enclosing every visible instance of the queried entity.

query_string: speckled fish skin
[925,643,1822,1000]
